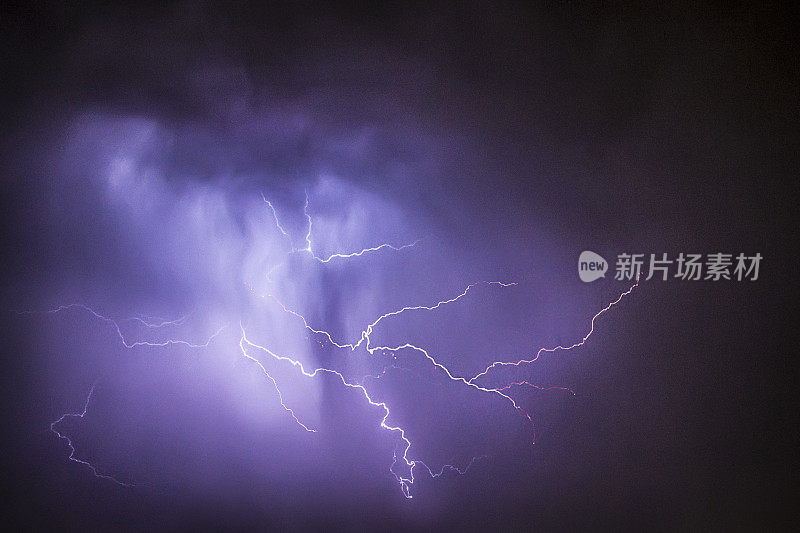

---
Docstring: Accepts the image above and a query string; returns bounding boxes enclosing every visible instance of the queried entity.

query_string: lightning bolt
[262,189,419,266]
[15,304,226,349]
[128,312,192,328]
[467,279,639,385]
[16,305,226,482]
[34,189,639,499]
[262,281,518,352]
[49,383,133,487]
[243,278,636,496]
[238,330,317,433]
[239,325,500,498]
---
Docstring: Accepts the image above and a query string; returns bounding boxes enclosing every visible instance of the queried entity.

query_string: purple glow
[2,4,790,528]
[31,140,638,497]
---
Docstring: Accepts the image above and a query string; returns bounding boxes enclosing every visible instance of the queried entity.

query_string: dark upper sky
[1,2,796,530]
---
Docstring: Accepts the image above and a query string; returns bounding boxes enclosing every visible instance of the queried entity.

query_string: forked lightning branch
[37,192,639,498]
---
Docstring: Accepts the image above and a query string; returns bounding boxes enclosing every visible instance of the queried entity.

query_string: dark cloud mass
[0,2,796,530]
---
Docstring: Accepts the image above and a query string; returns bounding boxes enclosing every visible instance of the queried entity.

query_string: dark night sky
[1,2,797,530]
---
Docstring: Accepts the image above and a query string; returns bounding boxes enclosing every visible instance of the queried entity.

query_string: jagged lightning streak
[262,190,419,265]
[238,330,317,433]
[37,186,638,498]
[49,383,133,487]
[261,192,291,237]
[20,305,226,483]
[467,279,639,385]
[262,281,518,352]
[238,325,497,498]
[244,284,552,489]
[310,241,421,263]
[249,277,638,496]
[39,187,419,486]
[129,312,192,328]
[15,304,226,349]
[494,381,576,395]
